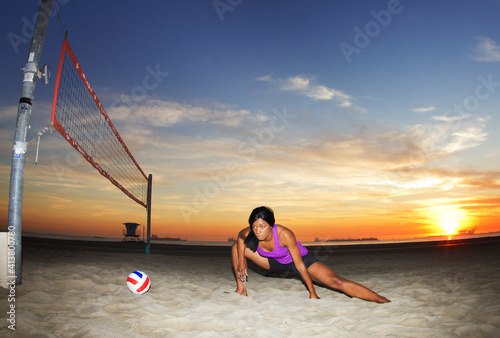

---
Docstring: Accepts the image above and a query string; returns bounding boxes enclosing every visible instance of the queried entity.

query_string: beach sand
[1,236,500,337]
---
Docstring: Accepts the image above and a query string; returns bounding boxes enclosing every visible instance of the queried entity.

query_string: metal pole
[8,0,54,285]
[145,174,153,254]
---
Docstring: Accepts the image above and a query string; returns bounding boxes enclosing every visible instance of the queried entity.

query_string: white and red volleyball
[126,271,151,295]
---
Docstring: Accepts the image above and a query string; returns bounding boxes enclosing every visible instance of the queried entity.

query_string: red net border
[51,39,148,208]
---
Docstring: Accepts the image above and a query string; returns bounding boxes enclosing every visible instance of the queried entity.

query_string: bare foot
[377,296,391,303]
[235,288,247,296]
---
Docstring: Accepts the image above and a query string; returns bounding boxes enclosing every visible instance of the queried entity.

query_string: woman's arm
[280,227,320,299]
[236,227,251,281]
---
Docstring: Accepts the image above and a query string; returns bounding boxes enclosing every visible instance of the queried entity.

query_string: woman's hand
[235,228,250,282]
[237,261,248,282]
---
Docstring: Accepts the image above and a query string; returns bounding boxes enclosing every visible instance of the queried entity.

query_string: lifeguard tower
[122,222,142,242]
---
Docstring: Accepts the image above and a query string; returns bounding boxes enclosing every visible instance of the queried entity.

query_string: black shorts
[267,253,318,274]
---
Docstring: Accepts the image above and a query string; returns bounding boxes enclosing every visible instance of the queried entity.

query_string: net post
[146,174,153,254]
[8,0,54,286]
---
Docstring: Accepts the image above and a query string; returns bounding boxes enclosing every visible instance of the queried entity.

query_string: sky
[1,0,500,242]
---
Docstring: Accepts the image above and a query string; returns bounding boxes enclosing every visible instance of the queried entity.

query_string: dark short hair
[244,206,275,251]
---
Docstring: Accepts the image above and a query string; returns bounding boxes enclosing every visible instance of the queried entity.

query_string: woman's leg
[231,242,270,296]
[307,262,390,303]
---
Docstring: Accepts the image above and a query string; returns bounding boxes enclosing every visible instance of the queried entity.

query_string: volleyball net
[51,38,149,208]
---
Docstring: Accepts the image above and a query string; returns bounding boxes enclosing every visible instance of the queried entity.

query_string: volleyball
[126,271,151,295]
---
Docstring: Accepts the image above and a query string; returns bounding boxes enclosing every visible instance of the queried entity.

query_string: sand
[1,236,500,337]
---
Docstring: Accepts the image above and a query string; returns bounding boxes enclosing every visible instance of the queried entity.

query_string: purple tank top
[257,225,308,264]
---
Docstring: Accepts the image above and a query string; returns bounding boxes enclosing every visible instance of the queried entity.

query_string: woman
[231,206,390,303]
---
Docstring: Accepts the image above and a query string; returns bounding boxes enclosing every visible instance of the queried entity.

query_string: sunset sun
[439,218,460,235]
[430,206,467,235]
